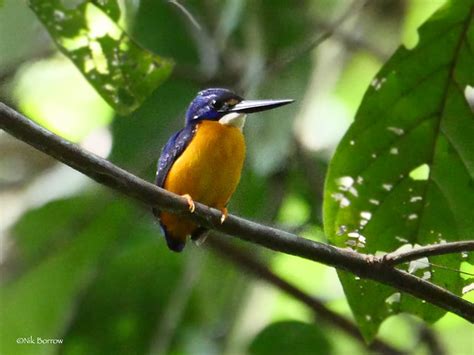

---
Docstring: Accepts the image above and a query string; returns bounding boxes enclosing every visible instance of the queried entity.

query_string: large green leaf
[28,0,173,115]
[323,0,474,341]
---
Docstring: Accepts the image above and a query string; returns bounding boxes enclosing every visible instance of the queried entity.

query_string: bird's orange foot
[182,194,195,213]
[219,207,228,224]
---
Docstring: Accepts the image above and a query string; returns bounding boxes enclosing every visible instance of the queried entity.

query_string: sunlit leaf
[248,321,332,355]
[324,0,474,341]
[91,0,121,22]
[28,0,173,115]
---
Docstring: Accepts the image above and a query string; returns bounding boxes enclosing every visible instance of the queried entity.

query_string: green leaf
[28,0,173,115]
[323,0,474,341]
[248,321,332,355]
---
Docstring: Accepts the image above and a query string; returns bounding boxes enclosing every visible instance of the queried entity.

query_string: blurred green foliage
[13,57,113,141]
[248,321,331,355]
[1,0,473,354]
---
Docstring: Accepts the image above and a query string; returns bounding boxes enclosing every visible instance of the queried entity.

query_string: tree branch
[383,241,474,266]
[1,101,473,323]
[206,236,404,355]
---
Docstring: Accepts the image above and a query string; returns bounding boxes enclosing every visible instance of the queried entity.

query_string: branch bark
[1,101,473,323]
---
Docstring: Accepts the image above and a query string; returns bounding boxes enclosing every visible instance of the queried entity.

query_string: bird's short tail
[154,208,207,252]
[153,208,185,252]
[159,221,186,252]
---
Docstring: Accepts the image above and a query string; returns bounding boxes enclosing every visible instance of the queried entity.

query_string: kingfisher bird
[153,88,293,252]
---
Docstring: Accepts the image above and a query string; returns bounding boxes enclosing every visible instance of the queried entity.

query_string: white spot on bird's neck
[219,113,247,130]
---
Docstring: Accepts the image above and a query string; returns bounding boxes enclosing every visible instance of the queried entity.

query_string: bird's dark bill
[228,99,294,114]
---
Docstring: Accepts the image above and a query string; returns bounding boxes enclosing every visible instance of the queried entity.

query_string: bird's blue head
[185,88,241,124]
[185,88,294,126]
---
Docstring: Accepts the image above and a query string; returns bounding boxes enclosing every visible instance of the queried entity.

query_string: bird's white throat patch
[219,113,247,129]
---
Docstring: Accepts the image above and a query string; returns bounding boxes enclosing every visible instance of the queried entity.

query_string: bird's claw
[365,255,376,264]
[220,207,228,224]
[182,194,195,213]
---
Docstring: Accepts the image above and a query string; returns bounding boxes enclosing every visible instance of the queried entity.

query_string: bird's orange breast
[160,120,246,241]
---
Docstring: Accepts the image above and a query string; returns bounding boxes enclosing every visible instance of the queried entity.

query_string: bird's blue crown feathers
[185,88,242,125]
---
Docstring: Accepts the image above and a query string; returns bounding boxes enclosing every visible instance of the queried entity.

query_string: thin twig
[206,236,405,355]
[168,0,219,78]
[168,0,201,31]
[1,102,473,322]
[268,0,370,74]
[311,16,390,61]
[383,241,474,266]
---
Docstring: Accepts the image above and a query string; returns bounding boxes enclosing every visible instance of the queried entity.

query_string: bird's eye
[211,98,240,112]
[210,100,223,110]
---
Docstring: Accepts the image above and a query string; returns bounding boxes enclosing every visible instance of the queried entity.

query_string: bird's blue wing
[155,124,197,188]
[154,124,197,252]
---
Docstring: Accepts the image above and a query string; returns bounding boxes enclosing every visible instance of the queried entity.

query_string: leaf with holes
[29,0,173,115]
[323,0,474,342]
